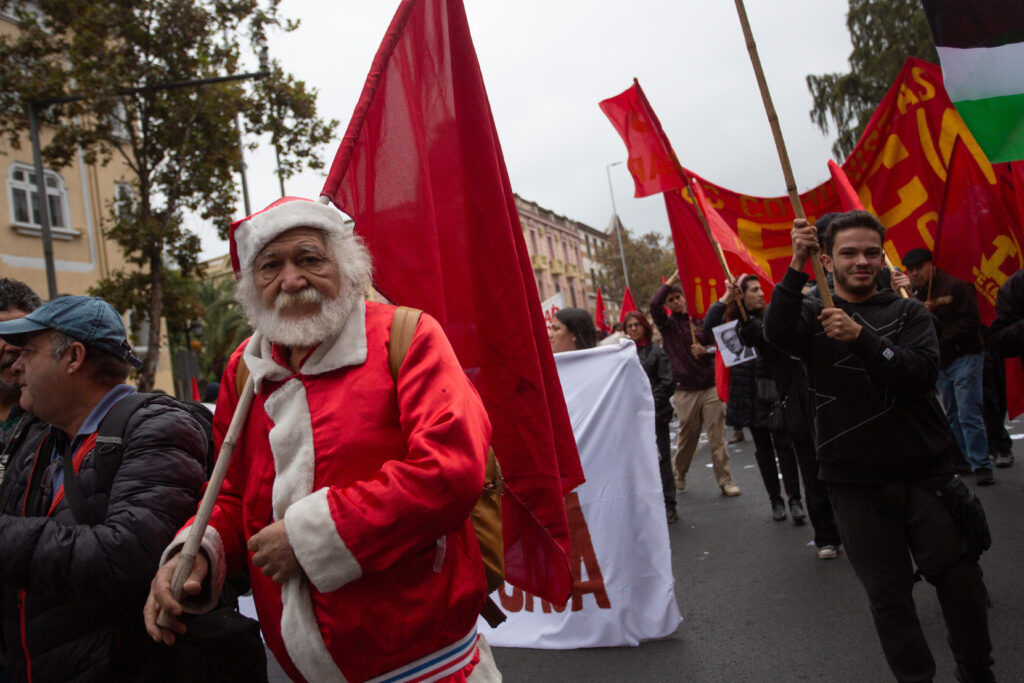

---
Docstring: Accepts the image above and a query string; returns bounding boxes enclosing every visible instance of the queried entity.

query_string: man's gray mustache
[275,288,323,312]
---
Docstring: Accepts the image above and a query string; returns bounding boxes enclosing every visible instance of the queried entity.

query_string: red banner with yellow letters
[622,59,1024,315]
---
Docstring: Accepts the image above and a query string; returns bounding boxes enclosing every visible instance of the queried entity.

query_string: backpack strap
[389,306,422,381]
[63,392,155,525]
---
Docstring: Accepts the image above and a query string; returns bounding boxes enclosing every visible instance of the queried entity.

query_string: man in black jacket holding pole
[765,210,994,683]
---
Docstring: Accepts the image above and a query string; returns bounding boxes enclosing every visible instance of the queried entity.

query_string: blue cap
[0,296,143,369]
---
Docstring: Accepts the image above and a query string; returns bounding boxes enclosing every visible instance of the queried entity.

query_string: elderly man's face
[254,228,342,318]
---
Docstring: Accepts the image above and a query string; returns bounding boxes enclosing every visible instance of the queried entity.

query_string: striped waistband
[367,627,479,683]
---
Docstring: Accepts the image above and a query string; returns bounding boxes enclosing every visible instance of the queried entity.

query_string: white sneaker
[817,545,839,560]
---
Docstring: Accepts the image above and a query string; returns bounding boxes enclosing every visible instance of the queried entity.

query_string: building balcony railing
[549,258,564,274]
[531,253,549,270]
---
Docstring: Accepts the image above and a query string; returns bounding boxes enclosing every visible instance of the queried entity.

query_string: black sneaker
[772,500,787,521]
[789,500,806,525]
[975,468,995,486]
[994,451,1014,468]
[666,508,679,524]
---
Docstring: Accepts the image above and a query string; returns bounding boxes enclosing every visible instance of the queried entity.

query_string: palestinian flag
[923,0,1024,162]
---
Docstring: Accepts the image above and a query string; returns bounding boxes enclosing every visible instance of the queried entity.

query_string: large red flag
[599,79,686,198]
[320,0,584,603]
[595,287,611,335]
[828,159,865,211]
[619,286,638,322]
[935,138,1024,417]
[664,180,776,316]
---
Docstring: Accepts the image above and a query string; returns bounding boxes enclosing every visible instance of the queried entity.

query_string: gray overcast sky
[196,0,854,259]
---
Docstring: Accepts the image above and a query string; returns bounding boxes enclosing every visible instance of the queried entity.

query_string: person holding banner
[550,308,598,352]
[707,276,803,524]
[650,273,740,497]
[766,210,994,683]
[624,311,679,524]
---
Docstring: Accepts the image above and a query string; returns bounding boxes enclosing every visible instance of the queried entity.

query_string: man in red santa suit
[144,197,499,682]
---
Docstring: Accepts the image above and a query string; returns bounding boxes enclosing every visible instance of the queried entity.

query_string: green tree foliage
[806,0,938,160]
[0,0,337,390]
[194,277,251,382]
[594,224,676,315]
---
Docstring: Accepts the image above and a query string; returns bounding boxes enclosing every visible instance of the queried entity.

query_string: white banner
[480,340,682,648]
[540,291,565,330]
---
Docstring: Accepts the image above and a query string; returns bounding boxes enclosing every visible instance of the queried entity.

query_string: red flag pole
[733,0,834,308]
[632,81,747,320]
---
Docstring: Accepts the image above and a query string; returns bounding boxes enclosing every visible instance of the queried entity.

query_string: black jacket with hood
[764,267,957,483]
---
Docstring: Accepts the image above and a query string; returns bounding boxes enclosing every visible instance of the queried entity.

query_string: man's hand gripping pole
[156,374,256,629]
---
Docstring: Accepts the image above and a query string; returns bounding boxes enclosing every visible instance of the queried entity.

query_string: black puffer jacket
[635,340,674,421]
[0,395,207,682]
[705,301,768,428]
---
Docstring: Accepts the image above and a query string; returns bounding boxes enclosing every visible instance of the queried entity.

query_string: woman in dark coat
[705,275,803,523]
[623,311,678,524]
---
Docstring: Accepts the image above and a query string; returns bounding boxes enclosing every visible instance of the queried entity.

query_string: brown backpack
[234,306,506,624]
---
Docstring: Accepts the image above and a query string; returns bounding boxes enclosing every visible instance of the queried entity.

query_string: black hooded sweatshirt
[764,267,956,483]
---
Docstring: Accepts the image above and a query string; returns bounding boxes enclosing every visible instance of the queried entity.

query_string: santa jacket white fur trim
[285,487,362,593]
[159,524,226,615]
[233,199,347,272]
[243,299,370,682]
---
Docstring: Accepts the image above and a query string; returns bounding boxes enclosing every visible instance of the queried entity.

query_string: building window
[585,235,592,258]
[562,240,570,263]
[569,284,577,307]
[115,181,134,217]
[7,163,77,239]
[547,235,554,258]
[530,230,538,254]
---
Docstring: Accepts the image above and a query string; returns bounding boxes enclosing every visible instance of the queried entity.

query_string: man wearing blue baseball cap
[0,295,208,681]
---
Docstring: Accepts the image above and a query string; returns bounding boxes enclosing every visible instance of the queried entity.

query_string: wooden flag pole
[884,253,911,298]
[733,0,834,308]
[156,374,256,629]
[681,182,749,322]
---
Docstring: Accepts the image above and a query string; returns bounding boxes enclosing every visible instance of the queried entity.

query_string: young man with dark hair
[765,210,993,682]
[893,247,994,484]
[651,271,740,496]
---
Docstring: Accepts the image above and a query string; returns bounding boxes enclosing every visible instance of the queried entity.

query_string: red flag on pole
[319,0,584,603]
[599,80,686,198]
[663,181,775,316]
[595,287,611,335]
[828,159,865,211]
[618,286,638,322]
[191,377,201,402]
[935,138,1024,417]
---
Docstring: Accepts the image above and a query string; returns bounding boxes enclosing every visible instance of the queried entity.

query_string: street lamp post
[605,161,631,292]
[26,40,270,299]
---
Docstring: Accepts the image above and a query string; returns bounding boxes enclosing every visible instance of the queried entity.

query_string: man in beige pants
[650,272,741,496]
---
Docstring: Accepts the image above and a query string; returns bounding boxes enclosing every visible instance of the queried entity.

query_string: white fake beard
[238,279,357,348]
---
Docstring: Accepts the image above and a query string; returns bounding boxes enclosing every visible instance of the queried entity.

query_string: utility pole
[605,161,631,291]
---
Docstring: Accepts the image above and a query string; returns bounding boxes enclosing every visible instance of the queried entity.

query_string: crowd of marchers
[0,205,1022,682]
[548,209,1022,683]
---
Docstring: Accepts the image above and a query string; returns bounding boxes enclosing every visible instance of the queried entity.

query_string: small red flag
[599,80,686,198]
[595,287,611,335]
[191,377,201,402]
[828,159,865,211]
[935,139,1024,418]
[618,286,638,322]
[320,0,583,603]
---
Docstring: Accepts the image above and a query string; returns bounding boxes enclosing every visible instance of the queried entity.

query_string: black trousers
[750,426,800,503]
[828,481,993,683]
[783,434,841,547]
[982,346,1012,454]
[655,412,676,511]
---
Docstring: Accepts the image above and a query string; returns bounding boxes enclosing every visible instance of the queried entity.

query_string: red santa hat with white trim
[228,196,348,277]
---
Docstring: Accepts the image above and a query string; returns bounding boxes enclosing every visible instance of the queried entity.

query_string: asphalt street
[490,415,1024,682]
[266,415,1024,682]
